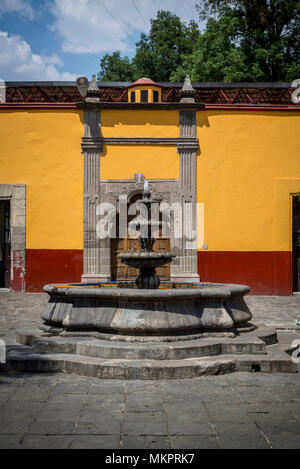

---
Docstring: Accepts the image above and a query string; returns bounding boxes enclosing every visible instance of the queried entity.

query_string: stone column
[81,110,110,282]
[176,141,199,282]
[172,76,200,282]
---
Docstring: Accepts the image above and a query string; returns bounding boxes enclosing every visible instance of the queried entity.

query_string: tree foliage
[98,51,135,81]
[98,2,300,82]
[194,0,300,81]
[132,11,200,82]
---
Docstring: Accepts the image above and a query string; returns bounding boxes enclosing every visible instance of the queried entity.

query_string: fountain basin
[40,282,252,336]
[119,251,175,289]
[118,252,175,269]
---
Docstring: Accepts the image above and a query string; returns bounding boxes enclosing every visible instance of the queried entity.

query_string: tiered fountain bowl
[118,186,175,289]
[40,183,253,339]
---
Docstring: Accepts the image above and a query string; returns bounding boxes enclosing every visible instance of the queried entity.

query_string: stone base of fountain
[1,280,297,378]
[2,325,298,378]
[39,282,253,335]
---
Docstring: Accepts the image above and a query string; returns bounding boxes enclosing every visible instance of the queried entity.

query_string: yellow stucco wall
[196,111,300,252]
[101,109,179,180]
[101,145,179,180]
[0,107,299,253]
[101,110,178,137]
[0,109,83,249]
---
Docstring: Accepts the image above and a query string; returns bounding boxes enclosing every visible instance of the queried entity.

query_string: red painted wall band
[24,249,293,295]
[0,103,299,111]
[197,251,293,295]
[204,104,300,111]
[26,249,83,293]
[0,103,77,109]
[10,250,25,292]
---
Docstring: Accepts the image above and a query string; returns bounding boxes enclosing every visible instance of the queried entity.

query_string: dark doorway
[0,201,10,288]
[292,195,300,292]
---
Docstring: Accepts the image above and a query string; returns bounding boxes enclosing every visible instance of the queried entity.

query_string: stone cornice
[77,102,204,110]
[100,137,199,146]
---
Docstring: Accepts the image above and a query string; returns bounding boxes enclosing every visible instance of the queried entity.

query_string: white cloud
[0,31,77,80]
[0,0,35,20]
[50,0,200,55]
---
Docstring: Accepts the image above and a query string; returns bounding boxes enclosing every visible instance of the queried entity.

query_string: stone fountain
[38,181,253,336]
[2,182,297,378]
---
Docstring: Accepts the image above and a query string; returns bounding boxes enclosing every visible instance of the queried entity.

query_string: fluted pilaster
[173,110,199,282]
[81,110,110,282]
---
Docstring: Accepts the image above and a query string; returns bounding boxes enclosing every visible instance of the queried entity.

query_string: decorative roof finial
[76,76,89,99]
[85,74,101,102]
[180,74,195,103]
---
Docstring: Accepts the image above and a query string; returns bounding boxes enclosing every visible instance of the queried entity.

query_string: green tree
[133,11,200,81]
[98,51,135,81]
[98,3,300,83]
[195,0,300,81]
[98,11,200,83]
[170,15,249,82]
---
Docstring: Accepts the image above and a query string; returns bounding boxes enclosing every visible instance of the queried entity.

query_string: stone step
[17,328,269,360]
[1,344,297,380]
[75,337,267,360]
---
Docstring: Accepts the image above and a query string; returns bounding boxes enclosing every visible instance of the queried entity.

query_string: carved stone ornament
[76,76,89,98]
[85,74,101,103]
[180,75,196,103]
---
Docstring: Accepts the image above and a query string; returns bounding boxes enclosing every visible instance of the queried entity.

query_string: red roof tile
[127,78,163,89]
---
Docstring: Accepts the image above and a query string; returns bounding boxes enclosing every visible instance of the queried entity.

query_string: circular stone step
[2,348,297,379]
[16,326,277,360]
[3,326,293,380]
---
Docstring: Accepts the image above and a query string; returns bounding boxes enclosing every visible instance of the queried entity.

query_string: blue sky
[0,0,202,82]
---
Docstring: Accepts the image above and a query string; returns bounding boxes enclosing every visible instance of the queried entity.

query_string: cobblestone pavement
[0,292,300,449]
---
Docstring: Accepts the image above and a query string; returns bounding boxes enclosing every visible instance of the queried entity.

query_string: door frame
[0,185,26,291]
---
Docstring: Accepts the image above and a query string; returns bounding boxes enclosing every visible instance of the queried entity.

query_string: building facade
[0,77,299,295]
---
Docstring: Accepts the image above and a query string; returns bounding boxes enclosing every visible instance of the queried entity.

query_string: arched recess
[110,188,171,281]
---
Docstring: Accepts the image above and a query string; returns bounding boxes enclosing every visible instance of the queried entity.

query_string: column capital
[81,137,103,153]
[177,141,199,152]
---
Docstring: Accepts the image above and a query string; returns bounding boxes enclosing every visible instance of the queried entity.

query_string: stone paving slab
[0,371,299,449]
[0,292,300,449]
